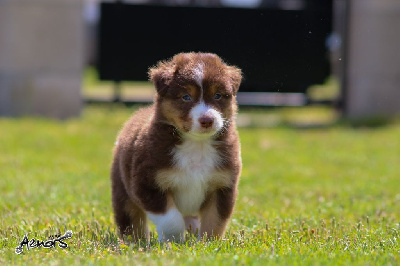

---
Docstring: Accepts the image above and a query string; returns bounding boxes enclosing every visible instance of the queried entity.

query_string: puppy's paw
[147,208,185,242]
[184,216,200,235]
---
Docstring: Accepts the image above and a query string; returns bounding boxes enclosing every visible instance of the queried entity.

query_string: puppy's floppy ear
[148,60,175,96]
[226,66,242,95]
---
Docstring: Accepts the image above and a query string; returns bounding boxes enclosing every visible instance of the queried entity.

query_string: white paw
[147,208,185,242]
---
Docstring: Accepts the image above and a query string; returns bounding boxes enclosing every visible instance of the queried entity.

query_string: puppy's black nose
[199,116,214,128]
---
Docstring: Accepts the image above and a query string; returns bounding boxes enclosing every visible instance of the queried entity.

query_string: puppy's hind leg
[124,200,149,242]
[111,159,148,242]
[112,188,149,242]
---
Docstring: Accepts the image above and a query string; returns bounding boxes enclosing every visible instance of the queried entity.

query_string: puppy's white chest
[170,139,220,215]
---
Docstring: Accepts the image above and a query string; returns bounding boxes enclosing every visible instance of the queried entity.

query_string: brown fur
[111,52,242,241]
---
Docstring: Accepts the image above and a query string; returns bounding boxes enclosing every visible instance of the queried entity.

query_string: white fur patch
[189,101,224,136]
[170,138,221,216]
[192,63,204,89]
[147,208,185,242]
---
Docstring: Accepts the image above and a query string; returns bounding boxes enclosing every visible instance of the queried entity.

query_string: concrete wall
[0,0,84,118]
[344,0,400,119]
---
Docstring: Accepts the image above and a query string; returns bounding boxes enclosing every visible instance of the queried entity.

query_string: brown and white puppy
[111,52,242,242]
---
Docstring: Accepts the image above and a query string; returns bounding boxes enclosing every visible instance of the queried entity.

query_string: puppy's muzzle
[199,115,214,129]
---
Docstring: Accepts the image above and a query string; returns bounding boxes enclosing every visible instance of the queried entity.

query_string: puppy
[111,52,242,242]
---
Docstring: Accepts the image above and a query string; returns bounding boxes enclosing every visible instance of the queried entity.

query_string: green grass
[1,105,399,265]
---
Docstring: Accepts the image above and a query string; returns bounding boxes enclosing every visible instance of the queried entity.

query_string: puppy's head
[149,52,242,139]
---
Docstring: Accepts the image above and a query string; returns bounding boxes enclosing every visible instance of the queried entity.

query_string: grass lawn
[1,105,399,265]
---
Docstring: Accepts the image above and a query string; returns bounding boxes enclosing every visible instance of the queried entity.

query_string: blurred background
[1,2,400,263]
[0,0,399,122]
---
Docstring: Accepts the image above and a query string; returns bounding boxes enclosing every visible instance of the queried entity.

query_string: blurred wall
[0,0,84,118]
[344,0,400,119]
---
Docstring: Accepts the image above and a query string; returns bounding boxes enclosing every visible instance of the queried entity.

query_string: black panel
[98,3,332,93]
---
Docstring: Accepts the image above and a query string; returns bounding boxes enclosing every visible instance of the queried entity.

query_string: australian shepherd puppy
[111,52,242,242]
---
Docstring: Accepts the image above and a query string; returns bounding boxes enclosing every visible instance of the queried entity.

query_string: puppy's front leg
[184,216,200,234]
[147,195,185,242]
[200,188,237,239]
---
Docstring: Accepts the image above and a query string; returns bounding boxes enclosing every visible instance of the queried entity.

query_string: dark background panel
[98,2,332,93]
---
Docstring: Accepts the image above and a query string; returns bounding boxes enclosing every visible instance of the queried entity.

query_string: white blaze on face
[192,62,204,89]
[190,101,223,136]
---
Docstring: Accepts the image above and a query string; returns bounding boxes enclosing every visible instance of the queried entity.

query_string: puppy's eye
[182,94,192,101]
[214,93,222,100]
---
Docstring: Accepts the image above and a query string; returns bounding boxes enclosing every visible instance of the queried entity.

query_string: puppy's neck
[149,112,181,141]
